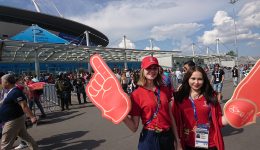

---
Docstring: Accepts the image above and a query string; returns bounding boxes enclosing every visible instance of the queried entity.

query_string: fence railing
[40,83,60,112]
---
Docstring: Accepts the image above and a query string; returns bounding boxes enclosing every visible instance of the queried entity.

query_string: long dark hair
[174,66,217,105]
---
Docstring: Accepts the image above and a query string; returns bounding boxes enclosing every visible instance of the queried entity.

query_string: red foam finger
[224,99,257,128]
[89,79,101,91]
[94,73,105,85]
[103,77,117,90]
[87,86,99,97]
[231,59,260,114]
[90,54,112,79]
[85,54,132,124]
[223,59,260,128]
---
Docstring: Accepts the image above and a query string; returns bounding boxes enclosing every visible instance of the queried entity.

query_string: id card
[216,78,219,82]
[195,124,209,149]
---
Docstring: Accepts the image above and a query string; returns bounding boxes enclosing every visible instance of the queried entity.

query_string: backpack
[60,80,71,91]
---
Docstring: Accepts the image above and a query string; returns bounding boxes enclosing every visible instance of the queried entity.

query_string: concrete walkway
[15,79,260,150]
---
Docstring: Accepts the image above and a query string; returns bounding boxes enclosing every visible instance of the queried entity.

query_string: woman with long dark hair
[172,66,228,150]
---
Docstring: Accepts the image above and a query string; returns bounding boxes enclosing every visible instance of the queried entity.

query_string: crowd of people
[0,56,253,150]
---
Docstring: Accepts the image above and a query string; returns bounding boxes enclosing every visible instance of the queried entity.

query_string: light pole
[192,43,195,62]
[230,0,239,64]
[216,38,220,63]
[150,38,154,56]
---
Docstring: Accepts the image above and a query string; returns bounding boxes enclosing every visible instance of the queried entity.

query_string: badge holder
[195,124,209,149]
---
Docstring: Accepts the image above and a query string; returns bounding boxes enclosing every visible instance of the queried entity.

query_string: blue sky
[1,0,260,56]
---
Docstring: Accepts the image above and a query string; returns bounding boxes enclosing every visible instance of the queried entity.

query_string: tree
[226,50,236,56]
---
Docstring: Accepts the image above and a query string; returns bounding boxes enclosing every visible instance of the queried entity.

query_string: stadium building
[0,5,180,75]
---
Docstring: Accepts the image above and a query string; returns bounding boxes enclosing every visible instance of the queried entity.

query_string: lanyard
[215,70,220,78]
[189,96,211,123]
[145,88,161,125]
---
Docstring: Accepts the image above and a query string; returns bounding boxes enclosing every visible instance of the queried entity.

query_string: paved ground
[15,78,260,150]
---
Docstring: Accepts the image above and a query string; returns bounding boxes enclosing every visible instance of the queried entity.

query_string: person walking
[14,76,29,149]
[210,64,225,103]
[231,65,239,87]
[177,60,196,91]
[127,74,138,94]
[0,74,38,150]
[24,76,46,118]
[175,68,183,86]
[120,72,128,93]
[73,74,87,104]
[55,74,73,111]
[183,60,195,74]
[123,56,181,150]
[172,66,229,150]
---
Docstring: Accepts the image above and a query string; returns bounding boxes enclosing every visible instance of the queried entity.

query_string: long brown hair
[137,68,164,87]
[174,66,217,105]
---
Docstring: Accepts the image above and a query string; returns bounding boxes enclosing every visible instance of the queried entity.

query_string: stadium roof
[0,5,109,46]
[0,40,181,63]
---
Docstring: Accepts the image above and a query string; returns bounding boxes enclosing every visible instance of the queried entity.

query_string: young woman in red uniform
[172,66,228,150]
[123,56,181,150]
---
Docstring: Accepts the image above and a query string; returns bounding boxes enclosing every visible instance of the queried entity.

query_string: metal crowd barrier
[40,83,60,112]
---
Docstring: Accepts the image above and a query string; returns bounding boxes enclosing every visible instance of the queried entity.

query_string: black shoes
[40,114,46,118]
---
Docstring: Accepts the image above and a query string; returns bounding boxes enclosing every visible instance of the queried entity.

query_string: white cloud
[3,0,260,56]
[118,37,135,49]
[247,41,257,47]
[144,46,160,50]
[150,23,204,41]
[238,1,260,27]
[68,0,226,43]
[199,2,260,46]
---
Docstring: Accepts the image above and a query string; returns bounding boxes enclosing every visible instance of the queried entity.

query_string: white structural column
[192,43,195,62]
[216,38,220,63]
[33,24,40,79]
[150,38,154,57]
[216,38,220,55]
[85,31,92,73]
[123,35,128,70]
[34,48,40,79]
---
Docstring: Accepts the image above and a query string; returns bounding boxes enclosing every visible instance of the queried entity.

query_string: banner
[11,24,69,44]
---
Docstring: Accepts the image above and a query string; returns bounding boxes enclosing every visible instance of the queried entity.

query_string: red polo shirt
[178,96,217,148]
[129,86,172,131]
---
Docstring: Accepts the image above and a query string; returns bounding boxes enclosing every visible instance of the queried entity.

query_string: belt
[146,127,170,133]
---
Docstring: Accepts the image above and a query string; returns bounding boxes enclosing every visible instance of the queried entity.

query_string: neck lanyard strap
[189,96,211,123]
[189,96,199,122]
[145,88,160,125]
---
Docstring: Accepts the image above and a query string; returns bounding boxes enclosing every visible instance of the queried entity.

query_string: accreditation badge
[216,78,219,82]
[195,124,209,149]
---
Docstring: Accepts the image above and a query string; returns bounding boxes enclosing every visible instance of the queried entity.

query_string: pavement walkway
[14,79,260,150]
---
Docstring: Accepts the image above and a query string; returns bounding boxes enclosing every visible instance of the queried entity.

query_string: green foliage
[226,50,236,56]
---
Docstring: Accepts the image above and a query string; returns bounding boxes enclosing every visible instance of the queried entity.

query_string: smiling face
[188,71,204,92]
[143,65,159,81]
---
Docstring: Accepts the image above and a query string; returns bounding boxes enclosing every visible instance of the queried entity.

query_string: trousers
[138,129,174,150]
[1,115,38,150]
